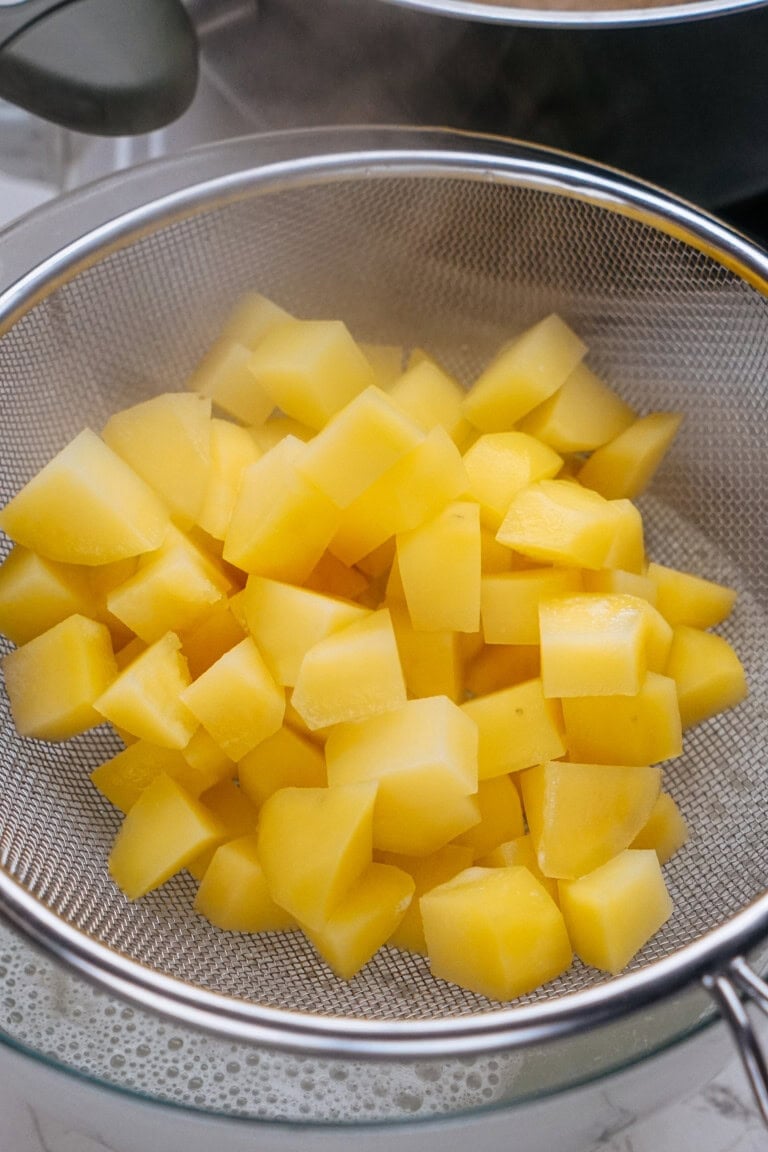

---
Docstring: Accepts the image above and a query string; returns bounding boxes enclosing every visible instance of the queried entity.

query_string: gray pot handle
[703,956,768,1125]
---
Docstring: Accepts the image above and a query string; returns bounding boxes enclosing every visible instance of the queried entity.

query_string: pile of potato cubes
[0,295,748,1001]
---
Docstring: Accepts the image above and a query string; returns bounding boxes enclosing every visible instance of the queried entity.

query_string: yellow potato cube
[238,724,327,807]
[630,792,689,863]
[665,624,748,728]
[199,851,290,930]
[194,835,296,932]
[240,575,369,686]
[186,778,259,880]
[180,727,236,788]
[578,411,683,500]
[397,502,481,633]
[420,866,572,1001]
[94,632,198,748]
[3,614,116,740]
[475,833,558,901]
[387,359,471,445]
[296,386,423,509]
[388,600,462,703]
[102,392,213,528]
[463,644,540,697]
[647,562,737,629]
[539,593,650,697]
[562,672,683,765]
[291,608,406,730]
[461,678,566,779]
[495,479,626,570]
[325,696,478,855]
[329,427,469,567]
[602,498,645,574]
[91,739,217,813]
[304,863,415,979]
[186,292,291,425]
[247,414,314,452]
[558,849,673,973]
[462,432,563,526]
[360,342,404,389]
[480,566,583,645]
[462,314,587,432]
[452,775,525,859]
[378,844,474,955]
[303,551,370,601]
[80,557,140,648]
[582,567,657,605]
[520,760,661,880]
[180,637,284,761]
[107,539,228,645]
[480,525,519,574]
[108,773,225,900]
[0,428,170,565]
[517,362,636,452]
[178,596,247,680]
[0,545,93,645]
[196,418,260,540]
[257,781,377,930]
[223,436,340,580]
[247,318,376,430]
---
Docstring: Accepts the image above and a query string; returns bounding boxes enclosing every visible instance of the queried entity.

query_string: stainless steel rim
[373,0,768,27]
[1,126,768,1057]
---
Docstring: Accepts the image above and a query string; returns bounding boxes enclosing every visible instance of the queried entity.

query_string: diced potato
[462,432,562,526]
[107,537,229,644]
[0,545,93,645]
[186,778,259,880]
[558,849,673,973]
[239,575,369,686]
[247,415,314,453]
[397,502,481,633]
[495,479,626,570]
[665,624,748,728]
[463,644,540,697]
[291,608,406,730]
[257,781,377,930]
[480,566,583,645]
[420,866,572,1000]
[180,637,284,762]
[247,318,376,430]
[602,498,645,574]
[102,392,212,528]
[303,863,415,979]
[631,792,689,863]
[223,436,340,580]
[238,724,327,807]
[297,386,423,509]
[388,599,462,703]
[94,631,198,749]
[452,774,525,859]
[520,761,661,880]
[476,832,558,902]
[387,359,471,445]
[360,342,404,389]
[194,835,297,932]
[539,593,652,698]
[646,562,737,629]
[84,557,141,648]
[462,314,587,432]
[461,678,565,779]
[303,551,369,601]
[562,672,683,766]
[578,412,683,500]
[108,773,225,900]
[480,525,519,574]
[3,614,116,740]
[0,428,170,565]
[517,362,636,452]
[379,844,474,955]
[196,419,260,540]
[180,727,236,788]
[91,739,216,812]
[582,567,657,605]
[186,292,291,424]
[329,427,469,567]
[177,596,247,679]
[325,696,478,856]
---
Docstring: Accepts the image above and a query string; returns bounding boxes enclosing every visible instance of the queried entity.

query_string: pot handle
[703,956,768,1125]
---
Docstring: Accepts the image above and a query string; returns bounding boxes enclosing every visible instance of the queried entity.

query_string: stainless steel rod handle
[703,956,768,1126]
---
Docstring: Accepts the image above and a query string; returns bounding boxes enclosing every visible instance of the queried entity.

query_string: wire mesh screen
[1,171,767,1026]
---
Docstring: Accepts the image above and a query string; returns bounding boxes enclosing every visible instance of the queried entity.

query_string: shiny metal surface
[373,0,768,27]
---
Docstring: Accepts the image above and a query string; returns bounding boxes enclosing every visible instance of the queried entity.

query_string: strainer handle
[703,956,768,1125]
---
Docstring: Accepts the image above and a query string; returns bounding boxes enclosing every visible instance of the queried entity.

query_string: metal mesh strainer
[1,129,768,1114]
